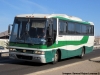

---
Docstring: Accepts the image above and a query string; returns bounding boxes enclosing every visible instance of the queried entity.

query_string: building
[0,30,9,48]
[0,30,9,39]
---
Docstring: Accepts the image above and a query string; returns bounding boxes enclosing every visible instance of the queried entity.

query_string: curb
[26,60,88,75]
[89,57,100,62]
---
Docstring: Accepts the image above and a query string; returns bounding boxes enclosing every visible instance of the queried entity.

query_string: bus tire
[79,47,85,58]
[52,51,59,64]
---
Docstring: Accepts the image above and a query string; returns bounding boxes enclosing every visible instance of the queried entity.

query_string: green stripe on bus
[9,36,89,49]
[51,36,88,48]
[52,16,91,25]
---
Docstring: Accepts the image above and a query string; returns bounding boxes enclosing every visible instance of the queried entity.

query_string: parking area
[0,46,9,57]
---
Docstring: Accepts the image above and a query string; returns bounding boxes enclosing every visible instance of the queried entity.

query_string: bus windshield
[10,18,46,44]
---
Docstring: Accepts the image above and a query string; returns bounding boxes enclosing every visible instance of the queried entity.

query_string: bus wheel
[79,47,85,58]
[52,51,59,64]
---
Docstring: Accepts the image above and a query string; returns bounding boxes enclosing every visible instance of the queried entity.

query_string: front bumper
[9,52,46,63]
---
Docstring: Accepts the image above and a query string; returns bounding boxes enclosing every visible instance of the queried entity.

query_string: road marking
[26,60,88,75]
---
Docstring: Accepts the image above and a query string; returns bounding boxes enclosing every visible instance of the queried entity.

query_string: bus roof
[16,14,94,25]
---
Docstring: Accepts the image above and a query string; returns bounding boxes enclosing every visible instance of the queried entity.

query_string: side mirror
[8,24,12,35]
[8,25,10,34]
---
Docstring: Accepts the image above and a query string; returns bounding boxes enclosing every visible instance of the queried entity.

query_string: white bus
[8,14,94,63]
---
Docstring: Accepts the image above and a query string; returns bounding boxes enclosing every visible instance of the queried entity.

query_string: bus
[8,14,94,64]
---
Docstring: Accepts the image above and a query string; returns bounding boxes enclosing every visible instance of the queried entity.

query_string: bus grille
[16,49,34,54]
[16,55,33,60]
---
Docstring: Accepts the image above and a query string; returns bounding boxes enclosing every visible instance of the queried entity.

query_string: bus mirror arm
[8,24,13,35]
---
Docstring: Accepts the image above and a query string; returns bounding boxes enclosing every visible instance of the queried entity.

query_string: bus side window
[92,26,94,35]
[88,26,93,35]
[88,26,91,34]
[59,21,64,33]
[81,25,87,34]
[86,26,89,34]
[64,22,68,33]
[59,20,67,34]
[75,23,81,34]
[68,22,75,34]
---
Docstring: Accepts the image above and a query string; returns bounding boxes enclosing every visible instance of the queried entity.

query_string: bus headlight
[9,48,16,52]
[34,51,45,55]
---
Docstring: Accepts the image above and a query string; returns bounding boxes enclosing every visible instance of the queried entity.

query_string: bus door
[46,18,57,46]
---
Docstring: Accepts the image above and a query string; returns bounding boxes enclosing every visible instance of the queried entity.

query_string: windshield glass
[10,18,46,44]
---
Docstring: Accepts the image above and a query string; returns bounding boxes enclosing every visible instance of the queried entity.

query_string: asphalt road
[0,49,100,75]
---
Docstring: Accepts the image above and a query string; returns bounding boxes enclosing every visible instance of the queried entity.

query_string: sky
[0,0,100,36]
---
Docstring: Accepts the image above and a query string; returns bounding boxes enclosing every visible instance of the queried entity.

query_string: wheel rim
[54,52,58,62]
[82,50,84,56]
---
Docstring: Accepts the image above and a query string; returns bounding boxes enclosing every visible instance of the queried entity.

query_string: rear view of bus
[8,14,94,63]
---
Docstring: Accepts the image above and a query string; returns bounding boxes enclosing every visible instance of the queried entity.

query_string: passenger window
[88,26,92,34]
[59,20,64,33]
[81,25,87,34]
[75,23,81,34]
[91,26,94,35]
[64,22,68,33]
[68,22,75,34]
